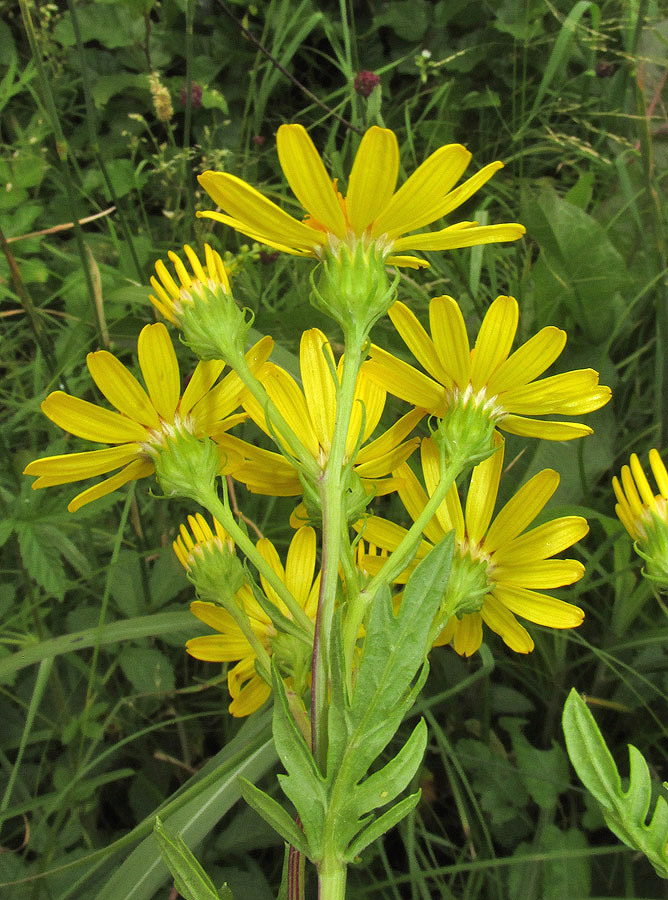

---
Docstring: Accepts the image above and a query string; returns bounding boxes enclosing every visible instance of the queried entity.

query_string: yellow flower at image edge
[366,295,611,441]
[198,124,525,269]
[179,518,320,717]
[358,437,587,656]
[23,324,273,512]
[613,449,668,587]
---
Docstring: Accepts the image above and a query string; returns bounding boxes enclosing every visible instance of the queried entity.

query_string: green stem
[318,855,347,900]
[198,488,314,639]
[368,450,465,597]
[311,331,366,770]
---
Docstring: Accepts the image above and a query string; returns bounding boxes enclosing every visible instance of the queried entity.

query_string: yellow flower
[366,295,611,441]
[149,243,231,325]
[613,450,668,588]
[357,436,587,656]
[197,124,525,269]
[181,519,320,717]
[23,324,272,512]
[613,450,668,541]
[218,327,422,509]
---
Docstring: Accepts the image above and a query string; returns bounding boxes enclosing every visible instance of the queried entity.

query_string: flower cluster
[23,123,611,717]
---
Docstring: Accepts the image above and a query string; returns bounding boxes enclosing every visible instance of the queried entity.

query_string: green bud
[310,240,398,340]
[636,511,668,590]
[431,390,496,469]
[153,429,221,505]
[186,541,247,606]
[435,549,489,629]
[179,284,254,367]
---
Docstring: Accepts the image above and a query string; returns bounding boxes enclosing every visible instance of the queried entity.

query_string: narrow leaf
[237,778,311,859]
[153,818,221,900]
[345,791,421,862]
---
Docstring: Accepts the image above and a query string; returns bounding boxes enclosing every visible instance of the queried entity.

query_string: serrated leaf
[153,817,222,900]
[563,688,668,878]
[237,778,310,859]
[345,791,421,862]
[271,668,327,857]
[347,534,453,781]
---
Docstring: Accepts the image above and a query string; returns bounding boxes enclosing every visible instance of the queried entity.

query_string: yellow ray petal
[355,437,420,479]
[419,438,465,540]
[186,635,251,661]
[41,391,148,444]
[395,461,445,546]
[347,369,386,456]
[197,210,315,256]
[137,323,180,422]
[256,536,288,611]
[493,584,584,628]
[429,296,471,388]
[228,671,271,717]
[371,144,472,240]
[346,126,399,234]
[24,444,142,483]
[471,296,518,391]
[262,367,320,459]
[650,449,668,499]
[449,612,484,657]
[465,435,504,544]
[300,329,337,452]
[354,516,408,553]
[180,360,226,417]
[436,161,504,217]
[366,347,446,413]
[388,301,452,386]
[630,453,655,507]
[501,370,607,415]
[485,469,559,552]
[86,350,160,429]
[392,222,526,252]
[356,408,425,465]
[67,459,153,512]
[276,124,347,237]
[482,594,533,652]
[385,254,430,269]
[284,526,317,608]
[198,171,325,252]
[500,416,593,441]
[486,327,566,396]
[494,559,585,589]
[495,517,589,565]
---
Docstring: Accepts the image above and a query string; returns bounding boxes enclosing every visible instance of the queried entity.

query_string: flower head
[366,295,611,441]
[198,124,525,270]
[23,324,272,512]
[182,522,320,716]
[613,449,668,587]
[357,436,587,656]
[150,244,253,365]
[218,328,422,521]
[149,243,231,326]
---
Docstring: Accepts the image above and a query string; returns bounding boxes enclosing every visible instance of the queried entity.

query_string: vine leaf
[562,688,668,878]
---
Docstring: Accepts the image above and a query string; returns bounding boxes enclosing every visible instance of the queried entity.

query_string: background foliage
[1,0,668,897]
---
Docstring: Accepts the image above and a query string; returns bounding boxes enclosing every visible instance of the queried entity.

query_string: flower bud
[613,449,668,590]
[354,70,380,98]
[174,514,246,605]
